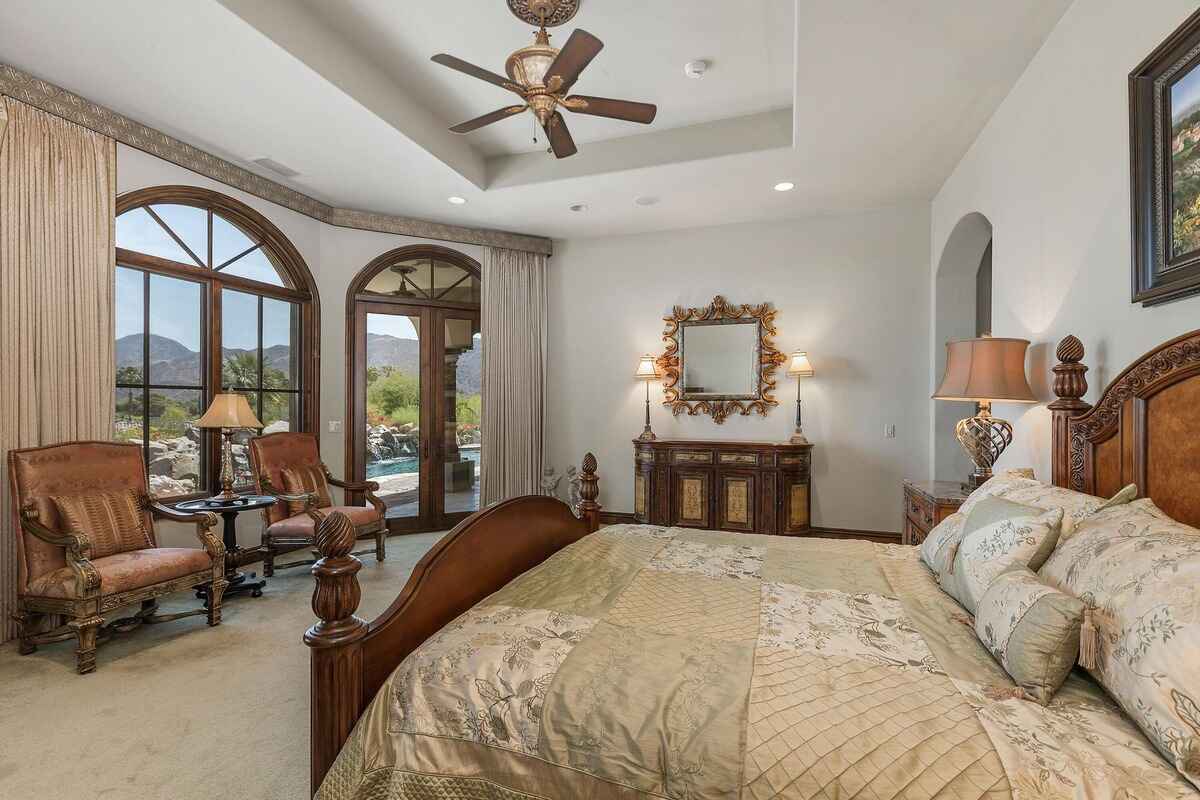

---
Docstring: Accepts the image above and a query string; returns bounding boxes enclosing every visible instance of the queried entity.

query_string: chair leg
[207,578,227,627]
[15,609,40,655]
[376,529,386,562]
[263,540,275,577]
[69,615,103,675]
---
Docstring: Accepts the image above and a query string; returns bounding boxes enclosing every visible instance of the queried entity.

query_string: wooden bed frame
[303,327,1200,795]
[304,453,601,794]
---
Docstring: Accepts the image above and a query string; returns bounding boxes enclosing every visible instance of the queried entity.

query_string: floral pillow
[957,475,1043,517]
[957,473,1135,540]
[974,567,1084,705]
[918,512,964,574]
[952,503,1063,614]
[1037,500,1200,788]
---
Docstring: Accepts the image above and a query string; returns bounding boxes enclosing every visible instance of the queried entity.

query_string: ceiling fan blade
[449,105,528,133]
[432,54,523,94]
[543,29,603,93]
[563,95,657,124]
[543,112,577,159]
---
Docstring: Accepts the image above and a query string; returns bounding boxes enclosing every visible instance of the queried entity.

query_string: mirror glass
[680,321,760,397]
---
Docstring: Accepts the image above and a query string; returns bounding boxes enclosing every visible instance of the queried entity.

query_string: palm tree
[223,352,258,388]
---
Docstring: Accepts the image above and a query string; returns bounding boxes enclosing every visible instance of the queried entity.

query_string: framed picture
[1130,8,1200,305]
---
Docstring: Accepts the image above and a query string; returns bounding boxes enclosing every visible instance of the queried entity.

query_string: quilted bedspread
[318,525,1197,799]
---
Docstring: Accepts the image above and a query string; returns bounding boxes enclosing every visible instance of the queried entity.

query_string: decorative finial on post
[1049,335,1092,488]
[1049,335,1089,411]
[304,511,367,648]
[578,452,601,532]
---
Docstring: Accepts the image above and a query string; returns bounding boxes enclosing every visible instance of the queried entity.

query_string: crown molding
[0,63,553,255]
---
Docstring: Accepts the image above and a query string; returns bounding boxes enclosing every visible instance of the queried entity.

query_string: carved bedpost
[578,452,601,532]
[1048,335,1091,488]
[304,511,367,797]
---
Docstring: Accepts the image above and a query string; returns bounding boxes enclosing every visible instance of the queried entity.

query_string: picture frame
[1130,8,1200,305]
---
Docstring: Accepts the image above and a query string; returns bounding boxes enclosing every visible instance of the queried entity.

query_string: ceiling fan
[431,0,657,158]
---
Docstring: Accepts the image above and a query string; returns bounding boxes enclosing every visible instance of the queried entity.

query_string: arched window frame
[115,185,321,498]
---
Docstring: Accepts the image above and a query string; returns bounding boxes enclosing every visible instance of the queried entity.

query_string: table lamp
[787,351,814,444]
[197,393,263,501]
[933,337,1036,489]
[633,354,661,441]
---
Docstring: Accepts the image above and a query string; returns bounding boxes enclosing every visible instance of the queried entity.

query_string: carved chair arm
[322,468,385,515]
[19,503,100,596]
[148,497,225,561]
[258,477,323,521]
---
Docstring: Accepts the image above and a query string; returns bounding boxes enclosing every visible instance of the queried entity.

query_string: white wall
[117,145,480,547]
[932,0,1200,484]
[546,206,932,533]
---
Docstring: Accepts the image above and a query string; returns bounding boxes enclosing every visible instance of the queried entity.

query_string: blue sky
[116,205,294,352]
[1172,63,1200,124]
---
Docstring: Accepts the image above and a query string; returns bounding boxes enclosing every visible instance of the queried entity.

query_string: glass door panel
[365,309,423,520]
[441,315,481,519]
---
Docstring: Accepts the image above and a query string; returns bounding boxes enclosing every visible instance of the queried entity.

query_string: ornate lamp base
[955,402,1013,491]
[789,428,810,445]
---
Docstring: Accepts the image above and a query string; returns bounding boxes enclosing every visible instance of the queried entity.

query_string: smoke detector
[684,60,708,79]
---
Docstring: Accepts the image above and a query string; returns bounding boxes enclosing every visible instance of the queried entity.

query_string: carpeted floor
[0,531,443,800]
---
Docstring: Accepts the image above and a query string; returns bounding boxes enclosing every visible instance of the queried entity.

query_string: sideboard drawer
[718,451,758,466]
[672,450,714,465]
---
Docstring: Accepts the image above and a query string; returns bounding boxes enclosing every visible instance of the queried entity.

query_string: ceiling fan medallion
[432,0,656,158]
[506,0,580,28]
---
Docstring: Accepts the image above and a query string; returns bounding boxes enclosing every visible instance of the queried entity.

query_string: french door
[351,301,482,533]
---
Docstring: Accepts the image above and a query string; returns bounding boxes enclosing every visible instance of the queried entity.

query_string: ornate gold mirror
[656,296,785,423]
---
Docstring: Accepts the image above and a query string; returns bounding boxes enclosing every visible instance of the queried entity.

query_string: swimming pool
[366,447,480,478]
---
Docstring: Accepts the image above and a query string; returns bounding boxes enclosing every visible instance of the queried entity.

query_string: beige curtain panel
[480,246,547,506]
[0,96,116,642]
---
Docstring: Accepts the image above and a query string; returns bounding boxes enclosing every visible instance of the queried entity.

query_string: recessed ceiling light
[569,203,588,212]
[448,196,467,205]
[634,195,659,207]
[774,182,795,192]
[684,60,709,79]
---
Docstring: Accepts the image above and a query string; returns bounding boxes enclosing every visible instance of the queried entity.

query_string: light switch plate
[328,420,343,433]
[884,424,896,439]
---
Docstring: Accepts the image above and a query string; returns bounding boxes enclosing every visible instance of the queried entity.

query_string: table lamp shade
[197,393,263,429]
[633,354,660,381]
[933,338,1035,403]
[787,351,814,377]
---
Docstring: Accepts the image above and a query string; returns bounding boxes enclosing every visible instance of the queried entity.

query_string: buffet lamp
[787,351,814,445]
[933,337,1036,489]
[633,354,661,442]
[197,393,263,501]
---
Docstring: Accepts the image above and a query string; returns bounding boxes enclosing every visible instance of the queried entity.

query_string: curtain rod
[0,65,553,256]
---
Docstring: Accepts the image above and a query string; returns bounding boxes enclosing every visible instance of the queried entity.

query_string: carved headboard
[1050,330,1200,528]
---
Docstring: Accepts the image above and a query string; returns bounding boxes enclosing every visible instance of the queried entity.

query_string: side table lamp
[787,351,814,444]
[634,354,661,441]
[932,337,1036,489]
[197,393,263,502]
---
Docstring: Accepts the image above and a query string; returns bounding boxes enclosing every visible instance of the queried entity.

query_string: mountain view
[366,331,482,394]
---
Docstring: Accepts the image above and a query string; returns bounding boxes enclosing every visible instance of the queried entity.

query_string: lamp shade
[933,337,1036,402]
[787,351,814,377]
[196,393,263,429]
[634,354,660,381]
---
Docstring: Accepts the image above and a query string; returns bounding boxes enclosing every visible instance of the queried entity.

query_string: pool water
[367,447,480,478]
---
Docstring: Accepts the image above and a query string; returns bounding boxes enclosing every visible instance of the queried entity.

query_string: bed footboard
[304,453,602,796]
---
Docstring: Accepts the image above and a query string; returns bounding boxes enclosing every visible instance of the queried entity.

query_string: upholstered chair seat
[248,432,386,576]
[8,441,227,674]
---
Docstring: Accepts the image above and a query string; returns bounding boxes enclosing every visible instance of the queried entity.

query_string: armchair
[247,432,386,576]
[7,441,226,674]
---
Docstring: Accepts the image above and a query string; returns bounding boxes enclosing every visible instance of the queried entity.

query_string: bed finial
[305,510,366,647]
[578,452,601,532]
[1049,334,1092,488]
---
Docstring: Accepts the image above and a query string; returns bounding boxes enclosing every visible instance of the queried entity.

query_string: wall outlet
[884,424,896,439]
[328,420,343,433]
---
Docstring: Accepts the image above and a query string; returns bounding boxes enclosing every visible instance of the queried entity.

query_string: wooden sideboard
[632,439,813,535]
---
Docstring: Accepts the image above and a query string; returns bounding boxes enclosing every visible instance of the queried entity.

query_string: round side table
[175,494,276,600]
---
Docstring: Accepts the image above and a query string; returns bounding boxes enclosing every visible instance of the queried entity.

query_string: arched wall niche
[932,212,993,482]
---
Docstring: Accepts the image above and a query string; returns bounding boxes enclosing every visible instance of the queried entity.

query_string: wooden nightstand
[902,480,968,545]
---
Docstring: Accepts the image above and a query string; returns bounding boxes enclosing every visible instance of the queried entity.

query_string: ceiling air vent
[250,157,301,179]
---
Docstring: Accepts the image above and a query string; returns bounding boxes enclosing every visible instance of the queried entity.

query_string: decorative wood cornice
[0,63,553,255]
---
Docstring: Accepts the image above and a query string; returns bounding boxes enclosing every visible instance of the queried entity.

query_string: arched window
[114,186,319,497]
